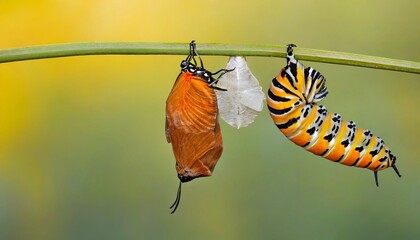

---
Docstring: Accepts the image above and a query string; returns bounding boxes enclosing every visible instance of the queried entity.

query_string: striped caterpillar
[267,44,401,186]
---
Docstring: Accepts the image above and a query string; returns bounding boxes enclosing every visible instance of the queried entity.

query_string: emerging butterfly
[165,40,232,213]
[267,44,401,186]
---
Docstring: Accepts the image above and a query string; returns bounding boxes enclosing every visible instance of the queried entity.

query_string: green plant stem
[0,42,419,74]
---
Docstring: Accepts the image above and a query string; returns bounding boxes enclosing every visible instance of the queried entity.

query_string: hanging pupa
[216,56,265,129]
[165,40,232,213]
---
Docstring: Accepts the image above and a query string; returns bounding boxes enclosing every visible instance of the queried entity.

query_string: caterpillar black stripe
[267,44,401,186]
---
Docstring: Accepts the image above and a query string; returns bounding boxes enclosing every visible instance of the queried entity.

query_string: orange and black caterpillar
[267,44,401,186]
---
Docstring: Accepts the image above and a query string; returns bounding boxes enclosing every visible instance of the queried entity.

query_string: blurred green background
[0,0,419,239]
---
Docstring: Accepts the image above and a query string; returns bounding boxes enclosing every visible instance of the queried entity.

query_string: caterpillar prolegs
[267,44,401,186]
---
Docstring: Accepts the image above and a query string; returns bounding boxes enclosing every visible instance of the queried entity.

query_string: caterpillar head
[389,151,401,178]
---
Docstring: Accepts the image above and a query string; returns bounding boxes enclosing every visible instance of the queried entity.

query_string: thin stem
[0,42,419,74]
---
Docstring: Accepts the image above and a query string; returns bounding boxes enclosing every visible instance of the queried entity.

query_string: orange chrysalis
[165,41,232,213]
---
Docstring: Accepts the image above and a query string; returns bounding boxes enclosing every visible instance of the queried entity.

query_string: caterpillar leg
[374,164,401,187]
[286,44,297,64]
[286,44,297,55]
[392,164,402,178]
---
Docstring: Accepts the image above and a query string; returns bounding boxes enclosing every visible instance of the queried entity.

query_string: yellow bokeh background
[0,0,419,239]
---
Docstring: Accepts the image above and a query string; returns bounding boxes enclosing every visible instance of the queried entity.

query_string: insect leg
[212,67,235,77]
[374,171,379,187]
[392,164,402,178]
[191,41,204,69]
[185,40,195,63]
[286,44,297,55]
[286,44,297,65]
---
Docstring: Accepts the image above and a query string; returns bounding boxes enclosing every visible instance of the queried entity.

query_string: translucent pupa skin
[216,56,265,129]
[267,44,401,186]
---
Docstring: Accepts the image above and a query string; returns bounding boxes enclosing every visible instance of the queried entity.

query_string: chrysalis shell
[216,56,265,129]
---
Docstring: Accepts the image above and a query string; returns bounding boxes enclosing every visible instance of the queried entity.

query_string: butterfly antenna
[170,180,182,214]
